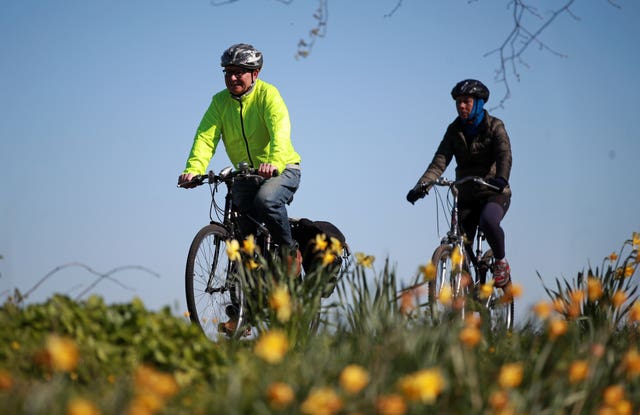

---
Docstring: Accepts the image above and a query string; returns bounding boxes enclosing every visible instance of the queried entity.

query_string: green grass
[1,234,639,415]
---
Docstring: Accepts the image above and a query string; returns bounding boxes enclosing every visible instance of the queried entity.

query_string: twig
[295,0,328,59]
[21,262,160,303]
[484,0,577,109]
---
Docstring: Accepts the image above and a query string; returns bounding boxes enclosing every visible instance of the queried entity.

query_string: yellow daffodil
[269,285,292,323]
[548,318,568,340]
[254,330,289,364]
[376,394,407,415]
[567,301,581,320]
[246,258,260,270]
[608,252,619,262]
[322,251,336,266]
[464,313,482,328]
[488,390,509,411]
[450,246,464,269]
[339,364,370,395]
[398,368,445,404]
[587,277,603,302]
[134,365,179,399]
[632,232,640,249]
[628,301,640,322]
[438,285,453,305]
[552,297,566,314]
[127,392,163,415]
[329,237,342,254]
[420,261,436,281]
[603,385,625,406]
[226,239,241,261]
[266,382,295,410]
[624,264,635,278]
[569,289,584,304]
[614,400,633,415]
[568,360,589,384]
[355,252,375,268]
[612,290,627,309]
[459,326,482,348]
[301,387,343,415]
[498,362,523,389]
[241,235,256,255]
[313,233,328,252]
[622,348,640,378]
[0,369,13,391]
[46,334,79,372]
[67,397,101,415]
[533,301,553,320]
[505,283,523,299]
[479,282,493,300]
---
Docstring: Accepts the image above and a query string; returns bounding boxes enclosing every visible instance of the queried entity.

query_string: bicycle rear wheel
[185,223,246,340]
[480,250,514,331]
[428,244,470,323]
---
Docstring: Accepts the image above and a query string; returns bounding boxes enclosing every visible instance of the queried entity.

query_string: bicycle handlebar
[177,164,279,188]
[420,176,501,193]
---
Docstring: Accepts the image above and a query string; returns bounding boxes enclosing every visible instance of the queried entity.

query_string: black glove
[488,177,508,192]
[406,184,427,204]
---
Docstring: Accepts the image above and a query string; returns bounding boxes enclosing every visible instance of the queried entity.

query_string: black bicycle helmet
[451,79,490,102]
[220,43,263,70]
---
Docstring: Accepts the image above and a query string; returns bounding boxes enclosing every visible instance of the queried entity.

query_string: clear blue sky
[1,0,639,323]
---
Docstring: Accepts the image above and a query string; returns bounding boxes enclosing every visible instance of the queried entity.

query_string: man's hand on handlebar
[257,163,279,179]
[406,183,427,205]
[177,173,198,188]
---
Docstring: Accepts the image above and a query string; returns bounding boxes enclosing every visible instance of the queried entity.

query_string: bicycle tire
[428,244,470,323]
[185,223,246,340]
[480,250,515,331]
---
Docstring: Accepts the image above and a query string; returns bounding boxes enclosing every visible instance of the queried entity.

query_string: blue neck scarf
[462,98,485,136]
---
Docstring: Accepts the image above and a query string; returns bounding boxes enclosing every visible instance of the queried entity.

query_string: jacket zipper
[237,99,254,167]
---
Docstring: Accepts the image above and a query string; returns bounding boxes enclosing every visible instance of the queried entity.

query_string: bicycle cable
[432,185,454,241]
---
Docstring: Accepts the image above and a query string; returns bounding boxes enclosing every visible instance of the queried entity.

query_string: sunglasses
[223,68,252,77]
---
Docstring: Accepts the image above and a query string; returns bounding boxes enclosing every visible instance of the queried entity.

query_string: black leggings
[459,195,510,260]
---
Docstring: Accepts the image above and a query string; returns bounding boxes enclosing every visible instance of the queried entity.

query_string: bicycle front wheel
[185,223,246,340]
[428,244,470,323]
[481,250,515,331]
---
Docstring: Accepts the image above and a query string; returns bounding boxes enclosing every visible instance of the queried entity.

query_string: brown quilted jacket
[417,111,512,203]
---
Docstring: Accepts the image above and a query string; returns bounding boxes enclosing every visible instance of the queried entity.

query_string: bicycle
[180,163,348,340]
[402,176,515,330]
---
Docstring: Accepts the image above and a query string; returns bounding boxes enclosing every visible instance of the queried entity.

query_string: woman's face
[456,96,475,120]
[223,65,258,96]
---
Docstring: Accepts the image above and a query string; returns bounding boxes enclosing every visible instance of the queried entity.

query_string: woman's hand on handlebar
[177,173,198,188]
[406,183,428,205]
[257,163,279,179]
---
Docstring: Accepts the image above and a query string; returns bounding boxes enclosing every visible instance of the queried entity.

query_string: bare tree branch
[483,0,579,109]
[210,0,621,106]
[18,262,160,304]
[295,0,328,59]
[385,0,404,18]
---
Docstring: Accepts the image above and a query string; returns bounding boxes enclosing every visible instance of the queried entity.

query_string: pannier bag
[290,218,348,297]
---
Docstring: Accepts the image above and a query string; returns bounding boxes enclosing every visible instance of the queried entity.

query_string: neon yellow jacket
[183,79,301,175]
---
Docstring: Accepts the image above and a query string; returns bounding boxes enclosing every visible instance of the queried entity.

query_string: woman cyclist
[406,79,513,288]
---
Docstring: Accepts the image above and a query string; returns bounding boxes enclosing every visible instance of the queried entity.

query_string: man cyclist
[178,43,302,255]
[406,79,513,288]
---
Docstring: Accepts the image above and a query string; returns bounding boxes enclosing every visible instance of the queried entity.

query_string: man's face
[223,65,258,96]
[455,96,474,120]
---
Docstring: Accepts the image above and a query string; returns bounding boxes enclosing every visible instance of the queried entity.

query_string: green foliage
[1,234,640,414]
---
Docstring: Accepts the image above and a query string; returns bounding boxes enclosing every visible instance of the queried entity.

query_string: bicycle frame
[434,176,494,285]
[421,176,513,330]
